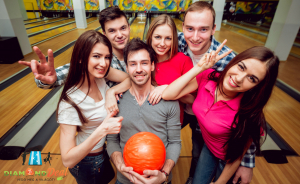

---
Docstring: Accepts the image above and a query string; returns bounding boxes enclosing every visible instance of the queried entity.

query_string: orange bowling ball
[123,132,166,175]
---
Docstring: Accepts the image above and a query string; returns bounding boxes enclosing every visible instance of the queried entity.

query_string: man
[19,6,130,88]
[178,2,254,184]
[106,38,181,184]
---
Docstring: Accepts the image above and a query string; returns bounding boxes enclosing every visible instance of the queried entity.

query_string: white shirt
[58,78,109,151]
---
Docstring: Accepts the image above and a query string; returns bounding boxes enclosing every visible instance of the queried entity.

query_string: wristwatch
[161,170,169,184]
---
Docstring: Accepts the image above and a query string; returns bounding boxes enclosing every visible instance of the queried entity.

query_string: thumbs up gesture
[100,110,123,135]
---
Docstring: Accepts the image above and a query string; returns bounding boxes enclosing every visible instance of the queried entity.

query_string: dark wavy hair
[56,30,112,125]
[208,46,279,162]
[99,6,129,32]
[124,38,158,86]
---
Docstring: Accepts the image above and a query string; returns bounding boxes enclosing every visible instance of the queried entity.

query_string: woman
[145,14,194,123]
[56,30,130,184]
[162,44,279,184]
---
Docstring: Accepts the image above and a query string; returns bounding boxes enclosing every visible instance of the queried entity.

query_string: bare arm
[110,151,134,180]
[105,67,131,113]
[162,40,232,101]
[178,94,196,104]
[161,66,201,101]
[212,140,253,184]
[60,112,122,168]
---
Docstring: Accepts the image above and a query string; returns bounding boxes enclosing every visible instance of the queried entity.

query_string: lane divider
[31,19,98,46]
[28,17,91,37]
[24,17,58,25]
[26,18,72,29]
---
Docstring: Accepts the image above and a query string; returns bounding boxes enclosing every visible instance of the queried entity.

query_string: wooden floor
[0,21,101,138]
[0,17,300,183]
[0,19,99,82]
[129,16,146,40]
[222,23,300,57]
[29,17,97,45]
[26,18,75,34]
[24,17,66,28]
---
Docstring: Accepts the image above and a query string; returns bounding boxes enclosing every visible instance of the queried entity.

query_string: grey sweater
[107,90,181,184]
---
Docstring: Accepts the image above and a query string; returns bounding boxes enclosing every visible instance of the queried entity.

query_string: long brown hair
[146,14,178,61]
[208,46,279,162]
[56,30,112,125]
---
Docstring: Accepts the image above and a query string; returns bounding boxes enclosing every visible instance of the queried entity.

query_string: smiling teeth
[230,78,237,87]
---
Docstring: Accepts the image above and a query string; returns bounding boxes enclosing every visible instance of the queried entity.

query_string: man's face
[182,10,216,55]
[103,16,130,51]
[126,49,154,86]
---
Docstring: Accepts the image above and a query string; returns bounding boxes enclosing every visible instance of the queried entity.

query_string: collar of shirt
[111,53,126,72]
[204,80,243,111]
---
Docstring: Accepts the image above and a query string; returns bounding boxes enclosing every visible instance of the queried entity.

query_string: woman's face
[151,24,173,59]
[88,43,111,79]
[223,58,267,96]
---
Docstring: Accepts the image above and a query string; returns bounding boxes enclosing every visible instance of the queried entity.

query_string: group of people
[19,2,279,184]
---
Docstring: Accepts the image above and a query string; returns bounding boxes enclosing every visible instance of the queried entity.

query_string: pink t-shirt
[192,69,243,160]
[155,52,193,124]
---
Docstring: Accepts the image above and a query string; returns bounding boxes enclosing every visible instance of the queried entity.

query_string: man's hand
[232,166,253,184]
[129,170,166,184]
[18,46,57,85]
[118,163,134,182]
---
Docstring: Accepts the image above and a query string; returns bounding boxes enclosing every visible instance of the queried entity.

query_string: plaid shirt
[35,53,126,88]
[178,32,256,168]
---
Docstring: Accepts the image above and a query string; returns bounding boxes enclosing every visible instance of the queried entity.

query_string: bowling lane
[23,17,46,23]
[130,16,146,40]
[227,21,269,35]
[0,19,100,82]
[29,17,97,45]
[173,18,183,32]
[221,23,300,56]
[25,17,67,28]
[0,21,102,139]
[26,18,76,34]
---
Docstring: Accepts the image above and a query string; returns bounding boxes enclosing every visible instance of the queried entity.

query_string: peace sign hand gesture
[197,39,232,70]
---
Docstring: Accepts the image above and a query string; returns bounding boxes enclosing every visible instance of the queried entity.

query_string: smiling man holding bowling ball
[106,38,181,184]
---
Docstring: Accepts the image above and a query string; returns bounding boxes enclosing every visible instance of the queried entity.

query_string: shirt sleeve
[240,142,256,168]
[35,63,70,89]
[57,100,82,126]
[165,101,182,164]
[106,133,122,157]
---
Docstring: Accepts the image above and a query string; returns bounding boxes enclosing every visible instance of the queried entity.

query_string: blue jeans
[182,112,204,178]
[69,150,114,184]
[192,144,226,184]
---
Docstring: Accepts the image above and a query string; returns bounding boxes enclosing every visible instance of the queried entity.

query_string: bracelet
[161,169,169,177]
[161,169,169,184]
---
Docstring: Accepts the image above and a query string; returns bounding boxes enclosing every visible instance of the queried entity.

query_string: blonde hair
[146,14,178,60]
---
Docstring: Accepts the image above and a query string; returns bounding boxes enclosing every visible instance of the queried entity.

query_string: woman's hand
[105,89,120,114]
[148,85,168,105]
[197,39,232,70]
[100,111,123,135]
